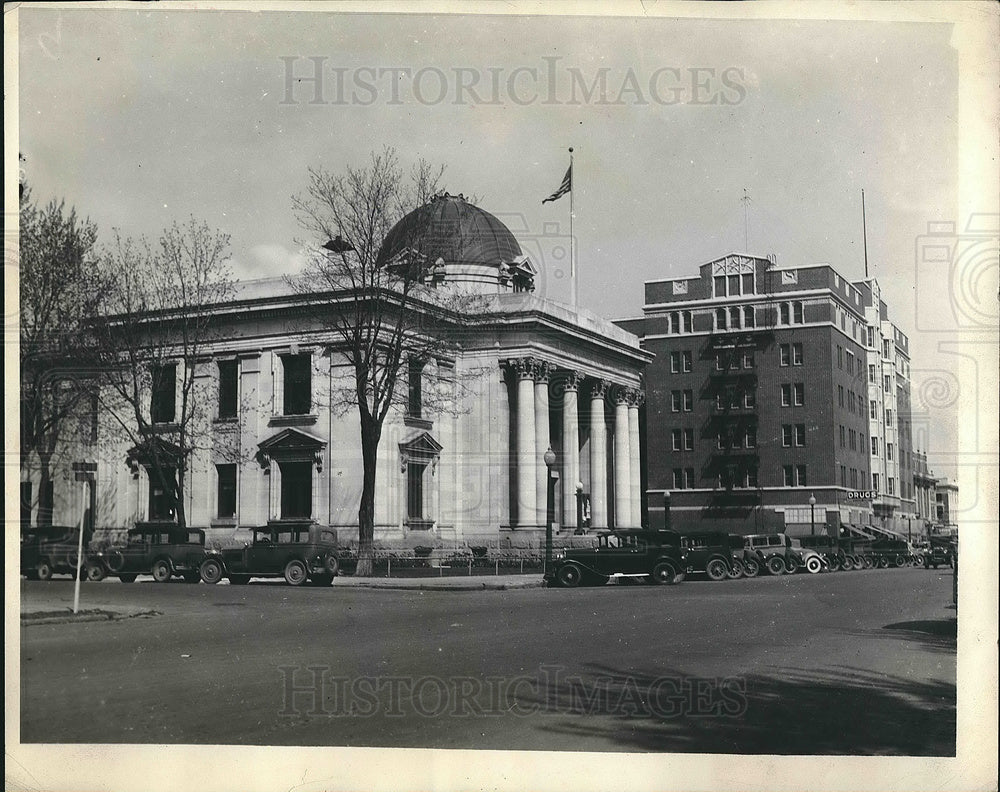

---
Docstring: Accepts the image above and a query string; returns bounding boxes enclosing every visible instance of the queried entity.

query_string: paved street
[19,568,956,754]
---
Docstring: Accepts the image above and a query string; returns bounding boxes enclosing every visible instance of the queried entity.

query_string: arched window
[729,306,741,328]
[682,311,693,333]
[716,308,727,330]
[744,305,755,328]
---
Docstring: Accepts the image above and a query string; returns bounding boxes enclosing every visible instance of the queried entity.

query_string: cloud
[235,243,309,280]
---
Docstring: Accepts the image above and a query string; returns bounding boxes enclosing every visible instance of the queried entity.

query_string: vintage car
[869,538,911,568]
[798,535,856,571]
[543,528,687,588]
[94,523,209,583]
[744,533,825,575]
[916,537,956,569]
[21,525,103,581]
[198,523,341,586]
[680,532,739,581]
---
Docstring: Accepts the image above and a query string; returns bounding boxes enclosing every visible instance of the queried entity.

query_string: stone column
[533,360,552,528]
[589,379,609,530]
[613,388,631,529]
[628,389,643,528]
[505,358,536,528]
[560,371,583,531]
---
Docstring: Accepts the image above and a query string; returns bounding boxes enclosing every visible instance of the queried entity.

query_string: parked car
[198,523,341,586]
[680,532,738,581]
[798,535,852,571]
[869,538,911,568]
[21,525,102,581]
[544,528,687,588]
[730,534,760,577]
[95,523,209,583]
[784,536,829,574]
[917,538,956,569]
[744,533,825,574]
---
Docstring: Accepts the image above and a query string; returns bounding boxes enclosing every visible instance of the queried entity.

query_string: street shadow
[520,662,956,755]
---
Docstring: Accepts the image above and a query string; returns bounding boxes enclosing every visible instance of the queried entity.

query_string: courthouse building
[25,194,651,547]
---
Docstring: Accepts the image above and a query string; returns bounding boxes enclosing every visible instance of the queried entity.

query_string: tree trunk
[37,452,53,527]
[356,417,382,577]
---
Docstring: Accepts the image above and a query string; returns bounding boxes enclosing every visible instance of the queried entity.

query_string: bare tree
[94,219,236,529]
[292,148,486,576]
[19,186,102,527]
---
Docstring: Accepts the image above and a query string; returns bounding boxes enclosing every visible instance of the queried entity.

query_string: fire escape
[699,260,776,528]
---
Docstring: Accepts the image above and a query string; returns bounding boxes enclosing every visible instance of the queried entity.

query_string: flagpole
[569,147,576,308]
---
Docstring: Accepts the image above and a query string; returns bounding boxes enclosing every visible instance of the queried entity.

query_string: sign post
[71,462,97,614]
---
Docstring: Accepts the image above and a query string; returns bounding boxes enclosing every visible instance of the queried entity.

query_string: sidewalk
[334,573,544,591]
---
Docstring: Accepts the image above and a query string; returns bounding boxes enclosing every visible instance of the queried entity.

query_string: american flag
[542,165,572,204]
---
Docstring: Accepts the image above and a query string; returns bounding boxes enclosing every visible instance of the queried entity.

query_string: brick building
[617,253,915,537]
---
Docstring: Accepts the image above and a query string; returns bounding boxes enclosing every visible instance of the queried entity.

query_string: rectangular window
[840,425,846,447]
[873,473,880,492]
[746,468,758,488]
[885,409,893,427]
[870,400,878,419]
[408,358,424,418]
[886,443,894,461]
[868,364,876,383]
[671,429,683,452]
[783,465,794,487]
[860,433,865,453]
[713,275,726,297]
[840,465,847,487]
[670,351,681,373]
[887,477,895,495]
[150,363,177,424]
[683,428,694,451]
[867,327,875,347]
[672,468,684,489]
[741,273,754,294]
[682,390,693,411]
[779,344,790,366]
[216,464,237,519]
[782,425,793,447]
[846,352,854,374]
[793,383,804,406]
[743,306,755,328]
[850,468,858,488]
[796,465,807,487]
[744,391,756,409]
[685,468,695,488]
[795,424,806,447]
[148,466,177,521]
[716,308,728,331]
[280,460,312,519]
[883,374,891,393]
[282,354,312,416]
[682,312,693,333]
[670,390,681,412]
[780,303,790,325]
[838,385,844,408]
[849,429,857,451]
[837,345,844,369]
[217,359,238,419]
[407,463,425,519]
[871,436,879,456]
[792,302,804,323]
[743,353,754,369]
[792,343,803,365]
[682,351,692,372]
[781,384,791,407]
[727,274,740,295]
[745,430,756,448]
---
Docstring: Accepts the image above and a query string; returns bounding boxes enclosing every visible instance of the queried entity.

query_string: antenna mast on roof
[862,189,869,279]
[742,188,751,252]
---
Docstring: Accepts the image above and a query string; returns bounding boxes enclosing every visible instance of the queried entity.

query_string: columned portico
[505,358,537,528]
[613,388,631,529]
[560,371,583,530]
[627,390,643,527]
[589,379,610,529]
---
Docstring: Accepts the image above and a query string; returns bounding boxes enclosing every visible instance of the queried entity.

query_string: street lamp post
[663,490,672,532]
[809,493,817,536]
[543,447,557,568]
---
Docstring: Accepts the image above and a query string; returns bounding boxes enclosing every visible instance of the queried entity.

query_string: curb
[335,580,545,592]
[21,608,162,626]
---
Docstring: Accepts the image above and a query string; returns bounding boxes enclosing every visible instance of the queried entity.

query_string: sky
[15,4,991,484]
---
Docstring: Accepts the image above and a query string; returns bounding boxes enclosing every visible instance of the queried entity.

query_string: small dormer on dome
[377,192,534,294]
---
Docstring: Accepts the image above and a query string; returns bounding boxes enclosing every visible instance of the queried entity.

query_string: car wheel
[766,556,785,575]
[86,564,106,582]
[894,554,906,567]
[853,556,865,571]
[742,558,760,578]
[727,559,744,579]
[284,559,308,587]
[878,556,889,569]
[805,556,823,574]
[706,559,729,581]
[36,560,53,582]
[913,555,925,568]
[151,559,172,583]
[556,564,583,588]
[228,574,251,585]
[324,553,340,576]
[199,558,224,585]
[650,561,683,585]
[118,573,137,583]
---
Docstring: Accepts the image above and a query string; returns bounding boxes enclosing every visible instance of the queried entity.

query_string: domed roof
[377,193,522,270]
